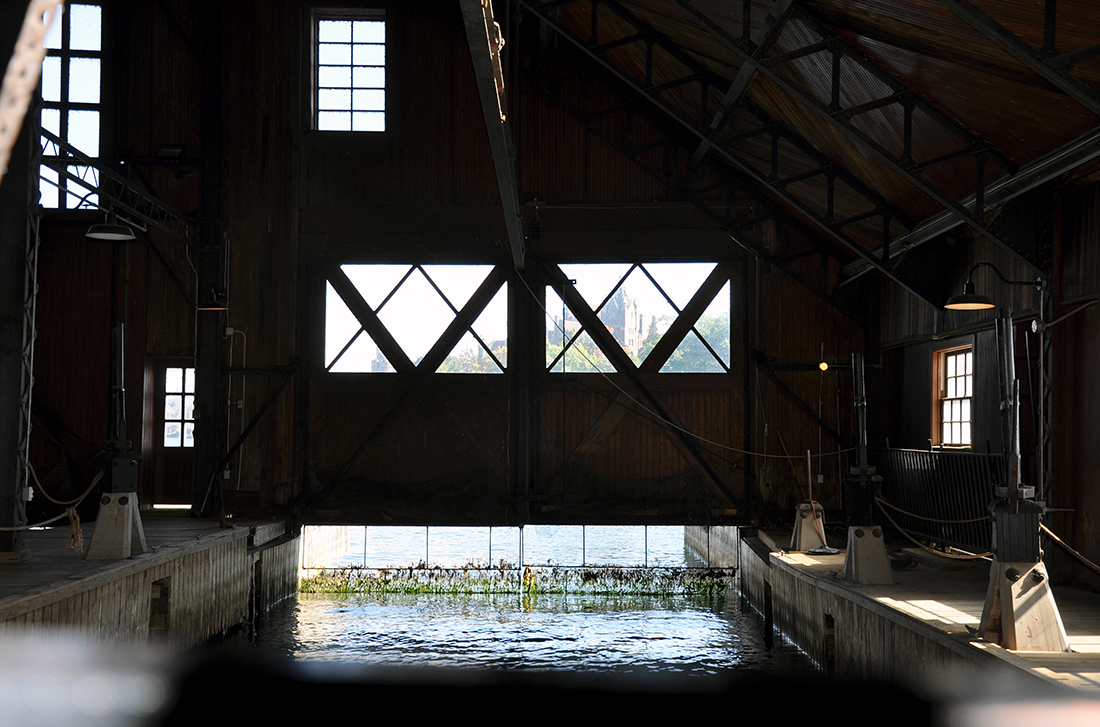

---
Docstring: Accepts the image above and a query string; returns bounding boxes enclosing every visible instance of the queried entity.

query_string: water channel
[204,526,822,679]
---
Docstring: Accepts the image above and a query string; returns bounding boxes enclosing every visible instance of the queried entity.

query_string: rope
[0,467,101,554]
[0,0,64,184]
[875,495,988,524]
[1041,523,1100,578]
[875,497,992,561]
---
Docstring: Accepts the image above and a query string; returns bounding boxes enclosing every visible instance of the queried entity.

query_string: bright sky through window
[325,265,507,373]
[315,15,386,132]
[40,3,102,209]
[547,263,730,373]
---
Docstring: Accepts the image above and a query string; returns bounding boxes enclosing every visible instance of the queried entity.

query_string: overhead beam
[522,0,940,308]
[689,0,794,167]
[939,0,1100,119]
[460,0,526,269]
[839,125,1100,282]
[527,57,867,323]
[668,1,1041,275]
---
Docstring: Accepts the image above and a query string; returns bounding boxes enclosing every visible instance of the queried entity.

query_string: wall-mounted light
[944,262,1041,311]
[86,212,136,242]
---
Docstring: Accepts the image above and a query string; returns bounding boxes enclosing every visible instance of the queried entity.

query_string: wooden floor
[0,512,229,602]
[759,532,1100,692]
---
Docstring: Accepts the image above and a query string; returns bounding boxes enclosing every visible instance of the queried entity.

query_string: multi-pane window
[314,12,386,132]
[163,367,195,448]
[40,2,102,209]
[545,263,730,374]
[938,348,972,447]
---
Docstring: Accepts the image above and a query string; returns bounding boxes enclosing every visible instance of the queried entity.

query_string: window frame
[310,7,387,133]
[932,344,973,448]
[39,1,105,210]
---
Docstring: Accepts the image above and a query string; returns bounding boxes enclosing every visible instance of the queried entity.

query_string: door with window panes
[152,362,194,503]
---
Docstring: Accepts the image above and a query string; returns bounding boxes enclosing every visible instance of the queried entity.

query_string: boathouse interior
[2,0,1100,598]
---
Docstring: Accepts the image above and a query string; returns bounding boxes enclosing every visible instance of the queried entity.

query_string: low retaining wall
[736,531,1044,685]
[684,526,739,568]
[0,528,250,650]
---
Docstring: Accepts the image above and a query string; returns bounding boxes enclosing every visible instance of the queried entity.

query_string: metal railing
[870,447,1005,553]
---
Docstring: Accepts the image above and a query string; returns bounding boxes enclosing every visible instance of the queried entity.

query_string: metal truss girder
[522,0,937,309]
[529,59,862,323]
[839,124,1100,282]
[668,1,1043,274]
[39,129,193,244]
[522,0,908,228]
[939,0,1100,119]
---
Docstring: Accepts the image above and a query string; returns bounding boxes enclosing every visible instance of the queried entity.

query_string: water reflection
[210,591,820,678]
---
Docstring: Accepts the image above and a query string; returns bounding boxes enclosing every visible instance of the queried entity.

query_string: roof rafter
[667,0,1044,274]
[939,0,1100,119]
[521,0,938,309]
[527,54,866,322]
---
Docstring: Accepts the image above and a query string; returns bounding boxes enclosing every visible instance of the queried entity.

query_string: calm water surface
[208,527,820,678]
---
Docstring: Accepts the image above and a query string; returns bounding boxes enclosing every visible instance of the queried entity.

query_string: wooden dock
[0,514,305,649]
[738,530,1100,692]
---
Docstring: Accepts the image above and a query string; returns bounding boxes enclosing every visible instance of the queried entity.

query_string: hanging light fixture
[196,287,229,311]
[944,262,1040,311]
[86,212,137,242]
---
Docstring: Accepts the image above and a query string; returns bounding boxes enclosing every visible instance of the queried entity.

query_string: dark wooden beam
[460,0,525,269]
[325,265,415,373]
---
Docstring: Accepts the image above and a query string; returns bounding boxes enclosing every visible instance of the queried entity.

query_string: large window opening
[324,264,507,373]
[545,263,731,374]
[40,2,102,209]
[313,10,386,132]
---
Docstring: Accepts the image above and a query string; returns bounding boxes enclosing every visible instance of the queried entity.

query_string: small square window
[933,346,972,447]
[313,11,386,132]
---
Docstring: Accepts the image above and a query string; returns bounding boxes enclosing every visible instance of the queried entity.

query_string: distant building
[599,288,643,354]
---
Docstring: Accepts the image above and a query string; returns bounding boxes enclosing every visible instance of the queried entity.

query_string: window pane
[164,422,181,448]
[352,89,385,111]
[184,367,195,393]
[318,111,351,131]
[39,166,58,208]
[318,66,351,88]
[41,108,60,136]
[947,355,956,378]
[69,58,101,103]
[42,57,61,102]
[166,367,183,392]
[353,45,385,66]
[964,352,972,374]
[165,395,181,420]
[961,398,970,422]
[961,422,970,445]
[68,109,99,156]
[43,9,62,49]
[318,43,351,65]
[318,89,351,111]
[183,422,194,448]
[353,20,384,43]
[318,20,351,43]
[64,166,98,208]
[947,376,955,399]
[965,375,972,398]
[352,112,385,132]
[184,395,194,421]
[69,4,102,51]
[353,67,385,88]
